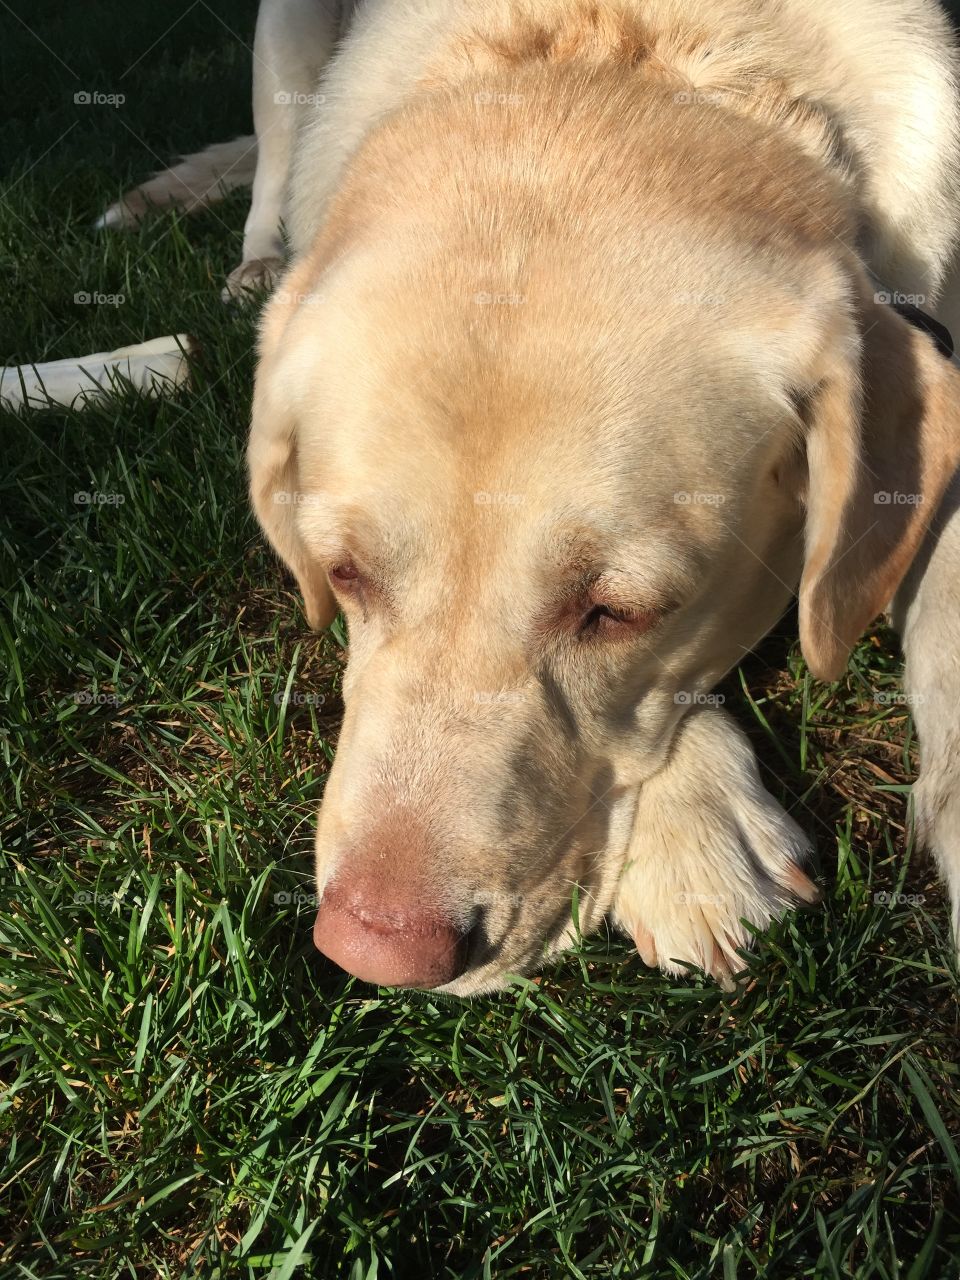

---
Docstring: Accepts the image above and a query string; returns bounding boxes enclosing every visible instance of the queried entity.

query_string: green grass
[2,2,960,1276]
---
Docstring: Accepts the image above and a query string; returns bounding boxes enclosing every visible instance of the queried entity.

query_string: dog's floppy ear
[247,275,337,631]
[798,273,960,680]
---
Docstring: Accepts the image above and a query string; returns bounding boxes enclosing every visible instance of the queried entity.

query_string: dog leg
[612,707,819,987]
[223,0,343,301]
[95,136,259,231]
[891,468,960,955]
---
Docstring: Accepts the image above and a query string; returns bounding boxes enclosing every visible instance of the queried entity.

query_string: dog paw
[612,709,820,987]
[221,256,285,304]
[93,198,144,231]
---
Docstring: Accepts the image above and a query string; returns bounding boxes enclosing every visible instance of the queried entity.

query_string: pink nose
[312,876,469,988]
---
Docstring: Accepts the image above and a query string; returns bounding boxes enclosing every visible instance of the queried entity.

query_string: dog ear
[247,277,337,631]
[798,278,960,680]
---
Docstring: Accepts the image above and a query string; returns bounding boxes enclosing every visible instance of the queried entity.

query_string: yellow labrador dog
[108,0,960,993]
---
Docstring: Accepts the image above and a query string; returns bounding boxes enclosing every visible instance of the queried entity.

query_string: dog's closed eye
[329,560,361,589]
[327,559,374,615]
[578,601,660,640]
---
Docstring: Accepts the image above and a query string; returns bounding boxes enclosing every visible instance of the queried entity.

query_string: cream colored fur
[105,0,960,989]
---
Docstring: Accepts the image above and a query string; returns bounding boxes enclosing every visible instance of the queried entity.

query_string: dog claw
[633,923,658,967]
[710,944,737,990]
[784,861,821,904]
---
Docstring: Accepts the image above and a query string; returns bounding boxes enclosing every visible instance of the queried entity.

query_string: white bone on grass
[0,334,194,412]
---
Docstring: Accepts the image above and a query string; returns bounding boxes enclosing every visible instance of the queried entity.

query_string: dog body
[106,0,960,991]
[103,0,960,317]
[285,0,960,299]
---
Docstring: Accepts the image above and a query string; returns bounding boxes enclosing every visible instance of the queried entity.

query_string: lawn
[1,2,959,1276]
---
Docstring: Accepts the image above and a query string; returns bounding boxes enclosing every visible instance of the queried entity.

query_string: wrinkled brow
[297,500,392,565]
[547,530,704,607]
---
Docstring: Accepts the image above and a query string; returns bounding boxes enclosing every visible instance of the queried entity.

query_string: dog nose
[312,875,469,988]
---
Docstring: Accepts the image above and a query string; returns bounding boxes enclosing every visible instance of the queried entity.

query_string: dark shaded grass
[1,2,959,1276]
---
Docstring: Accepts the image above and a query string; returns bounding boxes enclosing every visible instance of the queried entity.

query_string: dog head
[250,75,960,992]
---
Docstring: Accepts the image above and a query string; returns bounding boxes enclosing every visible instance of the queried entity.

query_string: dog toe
[221,256,285,304]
